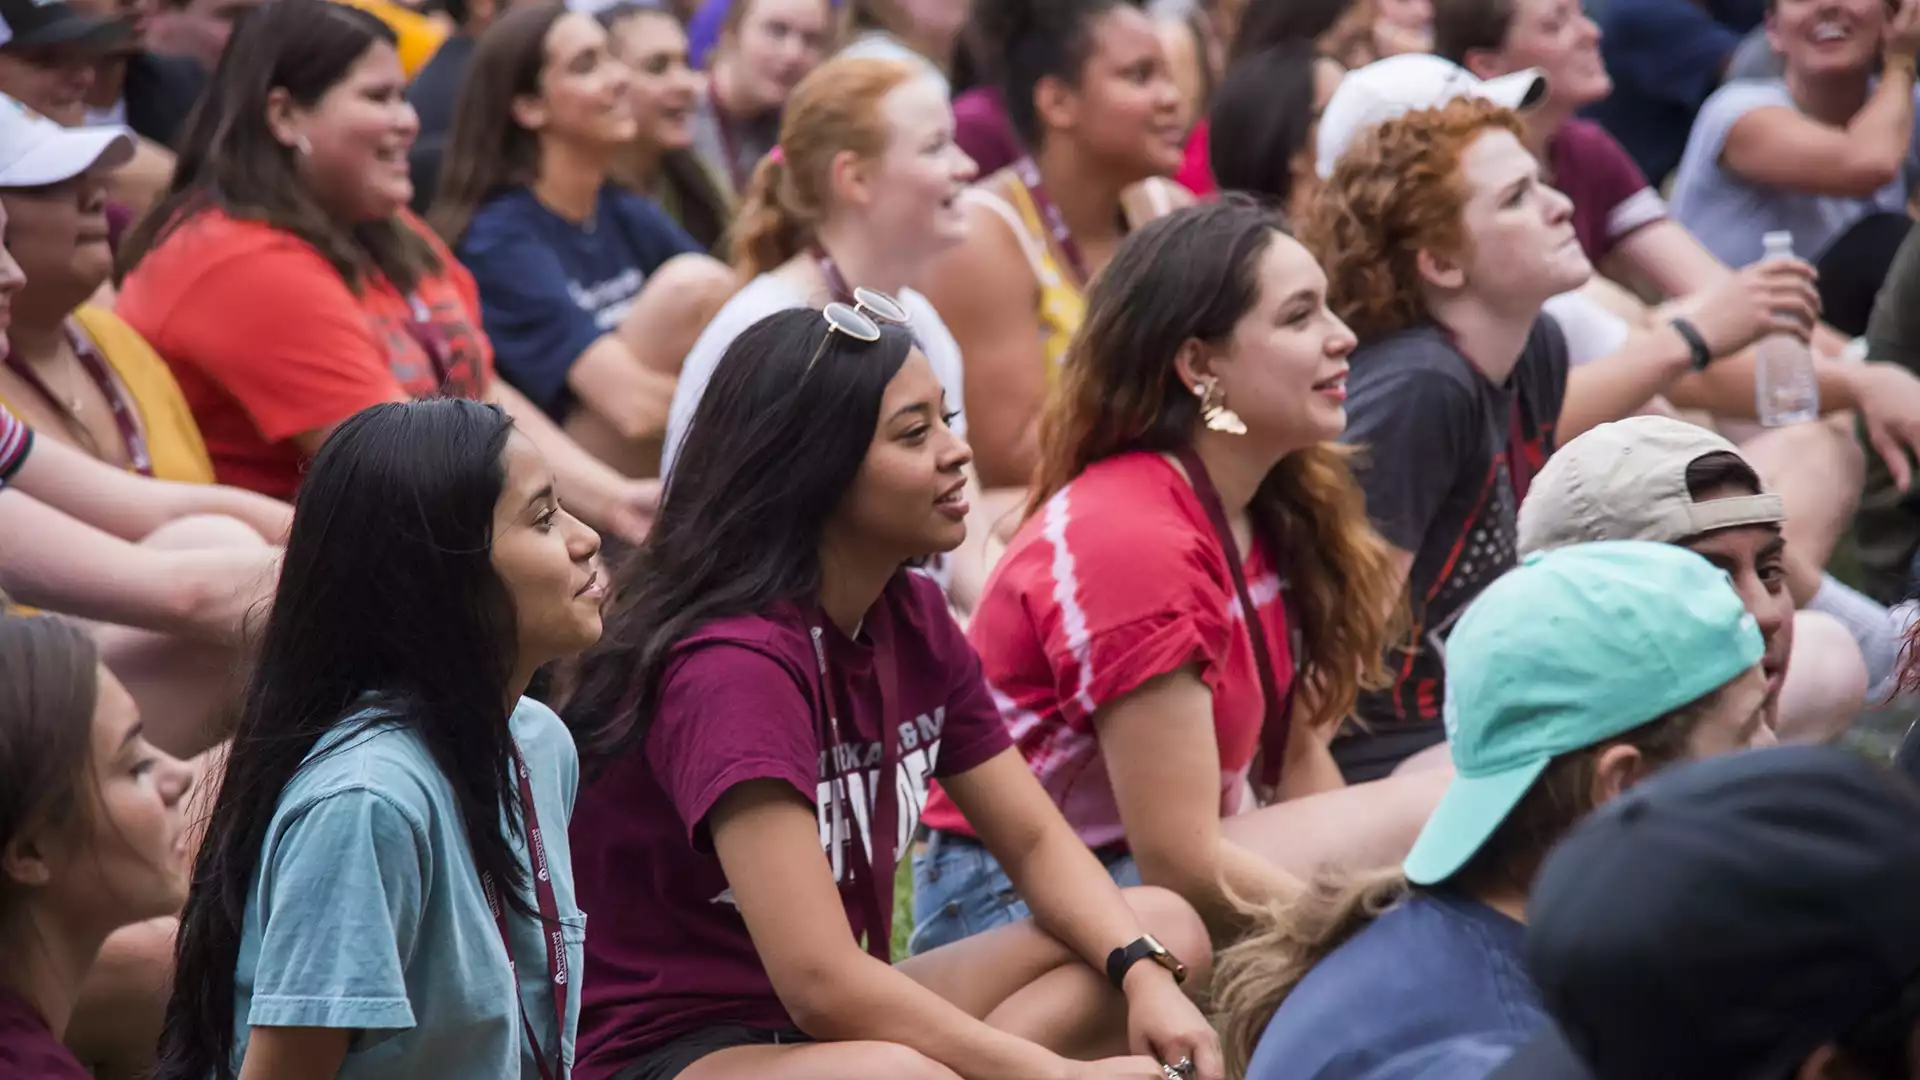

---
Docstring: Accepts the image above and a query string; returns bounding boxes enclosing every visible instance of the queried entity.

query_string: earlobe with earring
[1193,376,1247,435]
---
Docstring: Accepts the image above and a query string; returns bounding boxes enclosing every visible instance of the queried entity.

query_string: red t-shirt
[116,209,494,499]
[569,571,1012,1077]
[1177,120,1218,197]
[1550,119,1668,266]
[919,451,1293,849]
[0,988,90,1079]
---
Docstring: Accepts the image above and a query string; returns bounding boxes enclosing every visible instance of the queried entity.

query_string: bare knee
[648,254,736,320]
[141,513,271,552]
[1777,611,1870,744]
[1119,885,1213,992]
[840,1042,965,1080]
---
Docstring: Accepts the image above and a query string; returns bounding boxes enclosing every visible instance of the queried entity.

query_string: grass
[892,858,915,961]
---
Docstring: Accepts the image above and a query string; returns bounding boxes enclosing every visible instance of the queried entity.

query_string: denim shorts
[908,829,1140,956]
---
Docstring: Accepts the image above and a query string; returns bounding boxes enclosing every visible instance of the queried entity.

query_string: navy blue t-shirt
[458,185,700,417]
[1245,890,1544,1080]
[1587,0,1764,184]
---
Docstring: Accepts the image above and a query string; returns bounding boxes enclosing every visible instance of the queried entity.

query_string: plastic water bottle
[1755,231,1819,426]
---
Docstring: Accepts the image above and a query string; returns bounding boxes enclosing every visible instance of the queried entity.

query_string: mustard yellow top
[333,0,448,77]
[962,175,1084,378]
[0,306,216,484]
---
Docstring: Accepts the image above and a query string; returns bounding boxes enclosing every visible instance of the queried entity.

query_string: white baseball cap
[0,94,135,189]
[1313,54,1549,179]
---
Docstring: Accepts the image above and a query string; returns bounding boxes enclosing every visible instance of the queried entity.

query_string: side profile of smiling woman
[153,399,606,1080]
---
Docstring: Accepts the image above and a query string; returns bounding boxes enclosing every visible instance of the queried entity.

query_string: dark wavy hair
[153,400,527,1080]
[1207,41,1322,213]
[561,308,914,767]
[117,0,442,292]
[1032,194,1399,752]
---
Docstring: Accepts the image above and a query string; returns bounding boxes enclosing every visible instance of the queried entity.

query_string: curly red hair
[1297,97,1526,342]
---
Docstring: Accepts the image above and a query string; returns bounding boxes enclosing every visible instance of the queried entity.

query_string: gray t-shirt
[661,273,968,479]
[230,697,582,1080]
[1669,78,1920,266]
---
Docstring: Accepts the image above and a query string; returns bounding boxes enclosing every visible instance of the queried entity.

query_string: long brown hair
[1031,195,1399,741]
[729,55,914,279]
[1297,97,1523,341]
[429,4,572,246]
[0,616,101,915]
[117,0,442,292]
[1212,699,1713,1078]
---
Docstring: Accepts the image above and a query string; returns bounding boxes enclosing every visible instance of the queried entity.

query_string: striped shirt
[920,451,1292,849]
[0,404,33,486]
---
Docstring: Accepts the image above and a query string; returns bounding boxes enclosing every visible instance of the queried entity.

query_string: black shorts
[614,1025,814,1080]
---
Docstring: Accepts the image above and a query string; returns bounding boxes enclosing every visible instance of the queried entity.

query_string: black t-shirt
[1332,318,1570,781]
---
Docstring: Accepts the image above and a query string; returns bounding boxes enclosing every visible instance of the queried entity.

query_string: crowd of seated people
[6,0,1920,1076]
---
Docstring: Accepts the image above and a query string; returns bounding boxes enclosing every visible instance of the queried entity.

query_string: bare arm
[1094,669,1300,935]
[0,488,278,640]
[237,1026,351,1080]
[489,380,658,543]
[1561,325,1696,439]
[920,201,1052,489]
[564,336,679,442]
[708,778,1081,1080]
[10,432,292,542]
[1721,60,1919,196]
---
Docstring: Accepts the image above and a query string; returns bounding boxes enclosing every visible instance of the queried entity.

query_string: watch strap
[1669,316,1713,372]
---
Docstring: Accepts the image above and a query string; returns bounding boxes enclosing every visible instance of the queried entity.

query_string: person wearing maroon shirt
[562,303,1223,1080]
[0,616,197,1080]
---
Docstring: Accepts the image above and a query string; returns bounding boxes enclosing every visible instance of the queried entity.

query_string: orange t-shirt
[116,210,493,499]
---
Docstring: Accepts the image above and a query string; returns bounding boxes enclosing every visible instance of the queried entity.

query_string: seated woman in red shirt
[562,305,1222,1080]
[914,197,1450,951]
[115,0,660,543]
[0,615,197,1080]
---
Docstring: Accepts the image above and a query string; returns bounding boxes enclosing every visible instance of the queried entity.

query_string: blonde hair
[1297,96,1524,341]
[728,56,916,279]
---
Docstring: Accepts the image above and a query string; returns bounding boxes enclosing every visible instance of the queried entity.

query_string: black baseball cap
[0,0,131,52]
[1488,746,1920,1080]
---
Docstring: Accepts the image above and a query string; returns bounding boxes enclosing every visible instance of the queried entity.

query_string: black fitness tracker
[1669,317,1714,372]
[1107,935,1189,990]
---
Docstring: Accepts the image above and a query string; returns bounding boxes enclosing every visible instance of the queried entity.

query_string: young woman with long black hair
[435,4,735,479]
[0,615,197,1080]
[563,304,1223,1080]
[153,398,605,1080]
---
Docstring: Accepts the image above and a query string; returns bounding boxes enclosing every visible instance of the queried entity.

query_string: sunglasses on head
[806,287,910,374]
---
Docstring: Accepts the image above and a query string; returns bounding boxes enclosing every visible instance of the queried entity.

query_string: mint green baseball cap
[1401,540,1764,886]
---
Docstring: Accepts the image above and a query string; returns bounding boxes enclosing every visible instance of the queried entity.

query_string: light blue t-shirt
[230,696,584,1080]
[1668,78,1920,266]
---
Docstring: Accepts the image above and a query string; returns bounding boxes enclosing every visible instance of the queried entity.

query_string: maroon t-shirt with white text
[570,571,1014,1078]
[0,988,90,1079]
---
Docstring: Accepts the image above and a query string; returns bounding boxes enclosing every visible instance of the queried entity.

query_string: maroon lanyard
[1173,445,1296,793]
[708,79,751,193]
[3,321,153,476]
[810,613,900,963]
[403,294,455,388]
[480,748,567,1080]
[1011,155,1092,288]
[812,246,855,305]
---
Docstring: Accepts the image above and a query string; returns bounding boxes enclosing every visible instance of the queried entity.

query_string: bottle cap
[1762,231,1795,257]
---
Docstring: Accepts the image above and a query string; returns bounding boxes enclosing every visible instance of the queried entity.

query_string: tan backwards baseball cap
[1517,416,1786,556]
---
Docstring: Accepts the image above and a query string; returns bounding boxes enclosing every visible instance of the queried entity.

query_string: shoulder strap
[961,186,1055,283]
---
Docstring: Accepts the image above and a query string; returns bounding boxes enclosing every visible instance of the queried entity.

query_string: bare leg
[93,515,265,757]
[683,888,1205,1080]
[567,254,737,477]
[1739,420,1866,576]
[1777,610,1870,744]
[1223,768,1451,880]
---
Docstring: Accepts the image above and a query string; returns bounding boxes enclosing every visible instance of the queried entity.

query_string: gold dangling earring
[1194,376,1247,435]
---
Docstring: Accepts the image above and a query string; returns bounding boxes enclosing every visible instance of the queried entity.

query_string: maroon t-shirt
[1549,118,1668,266]
[570,571,1014,1078]
[0,988,90,1079]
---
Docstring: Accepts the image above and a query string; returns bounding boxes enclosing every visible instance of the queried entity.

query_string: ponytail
[729,150,810,280]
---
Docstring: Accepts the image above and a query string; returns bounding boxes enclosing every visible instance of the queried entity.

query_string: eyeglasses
[806,287,910,374]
